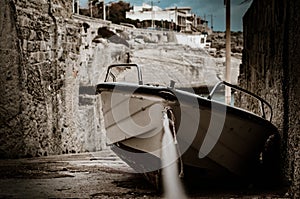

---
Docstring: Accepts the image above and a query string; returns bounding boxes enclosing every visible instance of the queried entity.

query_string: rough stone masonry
[0,0,129,158]
[0,0,80,157]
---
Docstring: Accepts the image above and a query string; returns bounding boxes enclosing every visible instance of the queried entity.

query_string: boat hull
[97,82,278,181]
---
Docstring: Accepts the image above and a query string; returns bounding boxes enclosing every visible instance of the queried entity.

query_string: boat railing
[207,81,273,122]
[104,64,143,85]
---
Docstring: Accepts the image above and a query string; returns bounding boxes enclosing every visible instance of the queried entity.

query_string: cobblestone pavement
[0,149,288,198]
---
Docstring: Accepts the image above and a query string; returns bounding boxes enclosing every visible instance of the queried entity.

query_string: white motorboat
[96,63,278,188]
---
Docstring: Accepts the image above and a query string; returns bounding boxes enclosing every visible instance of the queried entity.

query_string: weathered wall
[0,0,24,157]
[0,0,129,158]
[0,0,81,157]
[74,15,130,153]
[238,0,300,197]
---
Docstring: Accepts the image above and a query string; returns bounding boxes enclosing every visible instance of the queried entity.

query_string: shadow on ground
[0,150,288,198]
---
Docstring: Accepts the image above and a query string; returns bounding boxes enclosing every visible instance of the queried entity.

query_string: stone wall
[238,0,300,197]
[0,0,24,158]
[0,0,129,158]
[0,0,81,157]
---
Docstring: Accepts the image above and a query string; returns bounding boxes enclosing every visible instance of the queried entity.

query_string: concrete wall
[175,34,209,48]
[238,0,300,197]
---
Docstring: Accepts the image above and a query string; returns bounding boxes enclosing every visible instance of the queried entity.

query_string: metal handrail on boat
[207,81,273,122]
[104,64,143,85]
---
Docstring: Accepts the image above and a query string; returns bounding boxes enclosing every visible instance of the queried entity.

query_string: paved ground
[0,149,288,198]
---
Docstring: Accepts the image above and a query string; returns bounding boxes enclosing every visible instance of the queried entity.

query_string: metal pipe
[208,81,273,122]
[104,64,143,85]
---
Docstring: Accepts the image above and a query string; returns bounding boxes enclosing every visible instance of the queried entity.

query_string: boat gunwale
[96,82,278,133]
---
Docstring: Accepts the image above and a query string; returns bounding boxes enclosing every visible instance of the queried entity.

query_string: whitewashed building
[126,3,206,33]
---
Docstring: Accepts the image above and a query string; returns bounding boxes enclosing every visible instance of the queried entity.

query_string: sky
[79,0,253,31]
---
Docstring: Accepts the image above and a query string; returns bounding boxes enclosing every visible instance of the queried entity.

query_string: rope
[164,107,184,178]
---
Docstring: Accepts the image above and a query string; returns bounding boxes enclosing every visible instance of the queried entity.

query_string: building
[126,3,208,33]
